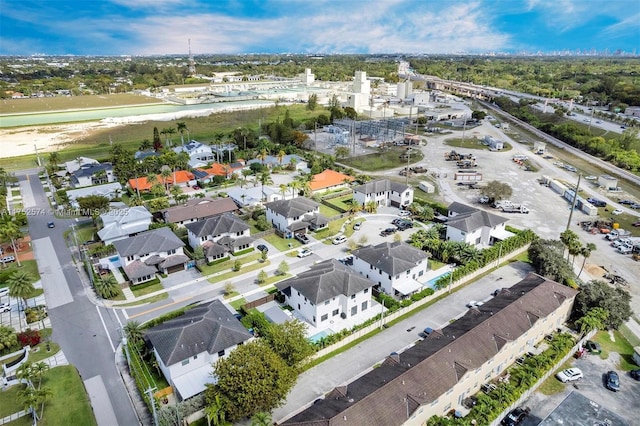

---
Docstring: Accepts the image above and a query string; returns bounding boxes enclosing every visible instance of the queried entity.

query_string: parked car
[501,407,530,426]
[584,340,602,354]
[1,255,16,263]
[633,221,640,227]
[630,203,640,210]
[619,199,634,205]
[630,370,640,381]
[423,327,434,336]
[0,303,11,313]
[295,233,310,244]
[466,300,484,308]
[605,370,620,392]
[618,245,633,254]
[256,244,268,252]
[332,235,347,245]
[398,210,411,217]
[0,287,9,297]
[556,368,583,382]
[587,198,606,207]
[353,222,362,231]
[612,209,624,215]
[380,227,397,237]
[339,255,354,266]
[479,195,490,204]
[297,249,313,258]
[397,221,413,231]
[47,221,55,228]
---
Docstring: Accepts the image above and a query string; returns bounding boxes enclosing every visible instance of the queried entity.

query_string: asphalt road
[20,173,138,426]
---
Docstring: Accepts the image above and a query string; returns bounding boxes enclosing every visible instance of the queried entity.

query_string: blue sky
[0,0,638,55]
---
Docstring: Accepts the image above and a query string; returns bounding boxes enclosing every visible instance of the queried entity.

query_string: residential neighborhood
[1,49,639,426]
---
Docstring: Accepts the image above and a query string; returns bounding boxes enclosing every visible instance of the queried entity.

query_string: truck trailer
[501,205,529,214]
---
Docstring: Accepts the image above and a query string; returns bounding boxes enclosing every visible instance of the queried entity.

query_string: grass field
[39,365,97,426]
[1,94,161,115]
[339,147,424,171]
[0,104,325,171]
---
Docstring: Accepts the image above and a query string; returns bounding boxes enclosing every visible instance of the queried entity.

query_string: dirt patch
[584,263,607,278]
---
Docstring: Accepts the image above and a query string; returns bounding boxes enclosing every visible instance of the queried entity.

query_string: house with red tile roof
[309,169,354,193]
[128,170,196,192]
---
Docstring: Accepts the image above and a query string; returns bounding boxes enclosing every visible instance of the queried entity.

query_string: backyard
[340,147,424,171]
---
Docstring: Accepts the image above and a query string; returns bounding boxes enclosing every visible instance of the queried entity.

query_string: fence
[252,228,275,239]
[313,244,530,359]
[488,329,596,426]
[243,294,276,310]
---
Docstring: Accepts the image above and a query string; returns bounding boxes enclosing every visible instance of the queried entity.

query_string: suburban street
[18,172,138,426]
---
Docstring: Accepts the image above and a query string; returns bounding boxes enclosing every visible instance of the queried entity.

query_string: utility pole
[566,174,582,231]
[34,144,41,167]
[145,387,159,426]
[405,147,410,185]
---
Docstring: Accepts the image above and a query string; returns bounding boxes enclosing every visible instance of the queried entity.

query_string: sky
[0,0,638,56]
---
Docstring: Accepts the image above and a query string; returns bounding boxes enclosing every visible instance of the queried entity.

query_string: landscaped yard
[319,204,343,218]
[0,383,26,418]
[37,365,97,426]
[198,252,262,275]
[0,260,41,286]
[130,280,164,298]
[322,194,354,213]
[262,234,302,252]
[314,217,349,240]
[209,260,270,284]
[593,329,638,370]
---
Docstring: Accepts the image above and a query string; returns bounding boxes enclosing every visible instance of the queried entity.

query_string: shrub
[17,328,41,347]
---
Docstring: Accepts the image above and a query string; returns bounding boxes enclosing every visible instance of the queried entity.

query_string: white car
[612,209,624,215]
[556,368,583,383]
[332,235,347,245]
[0,303,11,313]
[398,210,411,217]
[297,249,313,258]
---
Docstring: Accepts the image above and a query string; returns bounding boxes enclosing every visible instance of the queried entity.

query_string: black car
[501,407,529,426]
[380,227,397,237]
[256,244,268,252]
[584,340,601,354]
[619,199,634,205]
[630,370,640,381]
[605,370,620,392]
[587,198,606,207]
[47,221,55,228]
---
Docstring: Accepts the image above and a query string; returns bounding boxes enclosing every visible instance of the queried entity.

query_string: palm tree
[139,139,152,151]
[124,321,144,349]
[0,222,23,267]
[176,122,188,145]
[289,180,301,197]
[251,412,272,426]
[258,148,268,166]
[7,270,35,309]
[259,171,273,202]
[160,166,172,195]
[559,229,579,261]
[277,150,286,167]
[279,184,288,199]
[166,127,176,146]
[94,275,120,299]
[578,243,597,278]
[364,201,377,213]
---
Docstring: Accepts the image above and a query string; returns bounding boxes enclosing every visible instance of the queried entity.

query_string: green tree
[334,146,350,159]
[481,180,513,202]
[277,260,289,275]
[204,391,230,426]
[262,320,315,368]
[575,307,608,337]
[7,270,35,309]
[0,325,17,352]
[0,222,24,267]
[76,195,110,220]
[208,340,297,421]
[257,269,268,285]
[578,243,596,278]
[193,245,205,261]
[559,229,579,261]
[153,126,162,151]
[223,281,235,297]
[306,93,318,111]
[572,280,632,329]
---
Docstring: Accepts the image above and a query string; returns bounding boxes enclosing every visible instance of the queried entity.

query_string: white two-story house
[275,259,377,330]
[185,213,253,262]
[351,241,430,297]
[265,197,328,238]
[145,300,253,401]
[445,202,512,248]
[352,179,414,208]
[173,140,215,168]
[70,162,115,188]
[112,227,189,284]
[97,206,153,245]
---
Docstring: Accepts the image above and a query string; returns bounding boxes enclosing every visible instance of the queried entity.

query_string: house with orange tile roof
[309,169,354,193]
[128,170,196,192]
[193,162,245,183]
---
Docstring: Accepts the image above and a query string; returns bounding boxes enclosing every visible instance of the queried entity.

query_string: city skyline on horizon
[0,0,638,56]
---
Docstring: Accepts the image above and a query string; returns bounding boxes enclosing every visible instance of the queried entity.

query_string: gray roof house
[185,213,253,261]
[445,202,512,248]
[113,227,188,283]
[70,162,115,188]
[352,179,414,208]
[161,197,239,227]
[275,260,377,329]
[145,300,253,400]
[284,273,578,426]
[265,197,328,237]
[351,241,430,297]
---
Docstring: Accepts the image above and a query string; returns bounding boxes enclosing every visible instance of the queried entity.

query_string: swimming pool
[425,272,452,289]
[309,329,333,343]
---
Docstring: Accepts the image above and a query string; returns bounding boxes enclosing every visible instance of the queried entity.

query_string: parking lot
[520,349,639,425]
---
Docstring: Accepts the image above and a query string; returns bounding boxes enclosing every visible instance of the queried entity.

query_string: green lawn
[592,330,638,370]
[319,204,342,218]
[537,360,574,395]
[0,260,41,285]
[38,366,97,426]
[117,293,168,307]
[197,252,262,275]
[314,218,349,240]
[339,147,424,171]
[323,194,354,213]
[0,383,26,418]
[130,281,164,298]
[28,342,61,363]
[262,234,302,252]
[229,298,247,311]
[208,260,269,284]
